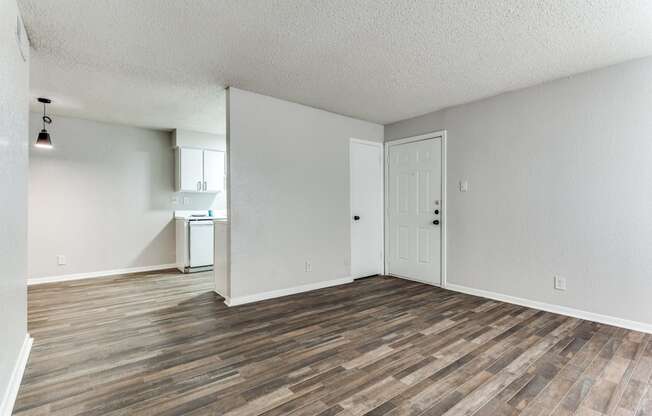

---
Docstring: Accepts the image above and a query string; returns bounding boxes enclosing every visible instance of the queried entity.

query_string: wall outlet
[554,275,566,291]
[57,255,66,266]
[459,180,469,192]
[305,260,312,272]
[183,197,190,205]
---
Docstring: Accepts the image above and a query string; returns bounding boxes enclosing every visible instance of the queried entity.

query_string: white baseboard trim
[225,277,354,307]
[446,283,652,335]
[27,263,177,285]
[0,334,33,416]
[387,273,441,287]
[213,289,229,304]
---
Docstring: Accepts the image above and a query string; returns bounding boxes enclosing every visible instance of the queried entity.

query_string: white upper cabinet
[203,149,225,192]
[178,148,204,192]
[175,147,225,193]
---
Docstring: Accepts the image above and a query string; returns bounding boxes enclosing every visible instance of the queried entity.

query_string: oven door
[188,221,214,267]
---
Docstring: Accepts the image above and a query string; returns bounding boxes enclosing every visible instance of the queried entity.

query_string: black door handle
[353,215,360,221]
[433,220,440,225]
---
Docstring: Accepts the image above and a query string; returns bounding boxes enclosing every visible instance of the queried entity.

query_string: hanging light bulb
[35,98,53,148]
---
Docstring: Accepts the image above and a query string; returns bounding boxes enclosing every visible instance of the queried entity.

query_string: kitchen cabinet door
[179,147,204,192]
[203,150,225,192]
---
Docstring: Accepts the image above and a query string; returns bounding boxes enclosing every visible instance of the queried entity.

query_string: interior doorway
[350,139,384,279]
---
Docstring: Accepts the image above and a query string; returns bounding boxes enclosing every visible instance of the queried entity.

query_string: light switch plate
[57,255,66,265]
[459,180,469,192]
[554,276,566,291]
[183,197,190,205]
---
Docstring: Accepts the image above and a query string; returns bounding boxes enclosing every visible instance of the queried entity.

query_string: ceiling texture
[18,0,652,134]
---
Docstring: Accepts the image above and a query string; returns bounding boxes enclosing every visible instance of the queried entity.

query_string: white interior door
[203,150,225,192]
[180,148,204,192]
[350,139,383,278]
[387,138,442,285]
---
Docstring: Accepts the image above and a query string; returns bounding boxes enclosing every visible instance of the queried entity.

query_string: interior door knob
[353,215,360,221]
[434,209,439,215]
[433,220,440,225]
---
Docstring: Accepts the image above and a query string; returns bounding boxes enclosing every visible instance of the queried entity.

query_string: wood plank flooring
[13,271,652,416]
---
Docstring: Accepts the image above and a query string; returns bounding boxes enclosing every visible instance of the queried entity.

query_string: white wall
[0,0,29,410]
[385,57,652,328]
[228,88,383,299]
[172,129,226,151]
[28,115,225,280]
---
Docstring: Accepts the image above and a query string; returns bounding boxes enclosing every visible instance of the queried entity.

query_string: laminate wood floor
[13,271,652,416]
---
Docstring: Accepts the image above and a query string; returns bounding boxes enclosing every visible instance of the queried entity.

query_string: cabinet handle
[197,181,201,191]
[203,181,207,191]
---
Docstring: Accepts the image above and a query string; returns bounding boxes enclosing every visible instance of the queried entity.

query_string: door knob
[433,220,440,225]
[353,215,360,221]
[434,210,439,215]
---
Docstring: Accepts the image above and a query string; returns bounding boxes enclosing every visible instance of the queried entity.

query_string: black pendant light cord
[42,102,52,128]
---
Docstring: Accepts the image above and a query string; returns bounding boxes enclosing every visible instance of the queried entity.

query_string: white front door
[387,137,442,285]
[350,139,383,278]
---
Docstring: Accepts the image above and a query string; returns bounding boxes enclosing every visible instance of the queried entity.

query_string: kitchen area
[27,96,230,300]
[171,128,229,300]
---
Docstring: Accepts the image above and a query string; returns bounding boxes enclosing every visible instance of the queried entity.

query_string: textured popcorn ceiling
[18,0,652,133]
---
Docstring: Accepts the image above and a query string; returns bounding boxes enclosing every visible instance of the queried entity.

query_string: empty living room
[3,1,652,415]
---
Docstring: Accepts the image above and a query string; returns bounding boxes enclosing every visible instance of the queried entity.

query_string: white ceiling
[18,0,652,134]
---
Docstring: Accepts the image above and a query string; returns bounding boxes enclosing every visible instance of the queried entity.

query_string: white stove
[174,210,217,220]
[175,210,214,273]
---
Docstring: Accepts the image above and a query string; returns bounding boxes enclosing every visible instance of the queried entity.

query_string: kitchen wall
[28,115,225,281]
[0,0,30,412]
[173,129,226,151]
[385,56,652,328]
[228,88,383,299]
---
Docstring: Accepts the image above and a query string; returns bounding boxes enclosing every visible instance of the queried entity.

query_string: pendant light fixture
[35,97,53,149]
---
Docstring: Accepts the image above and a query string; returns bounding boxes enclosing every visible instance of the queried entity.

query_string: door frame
[384,130,448,288]
[350,138,385,277]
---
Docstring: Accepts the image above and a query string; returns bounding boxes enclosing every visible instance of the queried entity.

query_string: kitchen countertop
[174,209,227,221]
